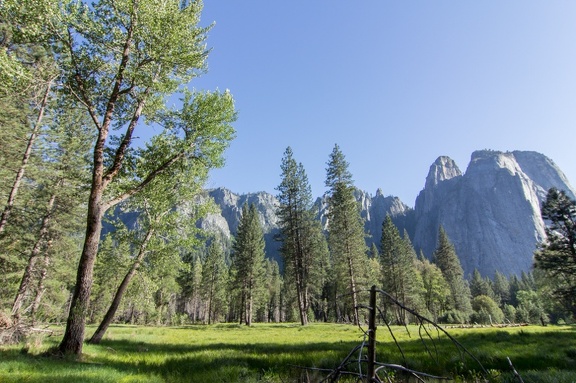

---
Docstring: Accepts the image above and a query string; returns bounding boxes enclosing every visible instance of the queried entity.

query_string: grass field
[0,323,575,382]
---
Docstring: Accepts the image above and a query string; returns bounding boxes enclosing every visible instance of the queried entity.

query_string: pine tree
[492,270,511,306]
[324,144,368,325]
[469,269,496,301]
[263,259,282,322]
[276,147,327,326]
[379,216,423,324]
[433,226,472,323]
[231,204,266,326]
[10,103,93,324]
[534,187,576,318]
[200,241,228,324]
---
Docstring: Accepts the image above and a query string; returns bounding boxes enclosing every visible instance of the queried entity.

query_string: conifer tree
[534,187,576,318]
[324,144,368,325]
[276,147,326,326]
[380,216,423,324]
[264,259,282,322]
[469,269,496,301]
[433,226,472,322]
[231,204,266,326]
[200,241,228,324]
[492,270,511,306]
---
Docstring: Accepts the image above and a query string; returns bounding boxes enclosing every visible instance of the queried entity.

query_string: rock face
[200,187,411,264]
[412,150,576,277]
[197,188,282,264]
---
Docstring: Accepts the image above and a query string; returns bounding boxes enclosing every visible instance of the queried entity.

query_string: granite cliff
[412,150,575,277]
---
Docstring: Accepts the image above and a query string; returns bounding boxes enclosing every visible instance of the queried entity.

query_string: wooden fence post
[367,285,377,382]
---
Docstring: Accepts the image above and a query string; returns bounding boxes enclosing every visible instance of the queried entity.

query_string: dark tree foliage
[324,144,368,325]
[433,226,472,322]
[231,203,266,326]
[534,187,576,318]
[276,147,327,326]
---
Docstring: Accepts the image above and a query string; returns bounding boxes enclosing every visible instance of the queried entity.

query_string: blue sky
[191,1,576,206]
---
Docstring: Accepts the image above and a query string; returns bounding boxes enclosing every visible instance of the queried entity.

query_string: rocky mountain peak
[425,156,462,189]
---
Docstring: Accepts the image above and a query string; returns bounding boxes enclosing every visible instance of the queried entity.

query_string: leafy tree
[433,226,472,323]
[89,234,131,324]
[178,250,204,322]
[515,289,547,324]
[534,187,576,318]
[416,256,450,322]
[324,144,368,325]
[276,147,327,326]
[19,0,238,355]
[230,204,266,326]
[471,295,504,324]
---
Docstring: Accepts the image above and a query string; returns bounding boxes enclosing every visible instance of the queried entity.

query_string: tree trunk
[11,193,56,323]
[88,227,153,344]
[0,81,51,235]
[58,177,105,354]
[30,249,51,326]
[347,255,359,326]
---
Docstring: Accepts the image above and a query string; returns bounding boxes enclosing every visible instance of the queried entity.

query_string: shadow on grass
[1,325,575,382]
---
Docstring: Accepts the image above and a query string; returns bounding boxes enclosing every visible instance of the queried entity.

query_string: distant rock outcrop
[411,150,575,277]
[199,187,411,265]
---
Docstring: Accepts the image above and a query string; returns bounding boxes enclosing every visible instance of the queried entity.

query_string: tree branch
[102,150,191,211]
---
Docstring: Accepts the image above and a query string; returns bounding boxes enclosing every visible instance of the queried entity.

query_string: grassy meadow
[0,323,575,382]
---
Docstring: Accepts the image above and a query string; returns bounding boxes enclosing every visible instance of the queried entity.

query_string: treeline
[63,148,576,330]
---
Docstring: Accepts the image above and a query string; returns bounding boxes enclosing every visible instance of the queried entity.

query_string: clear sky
[190,1,576,206]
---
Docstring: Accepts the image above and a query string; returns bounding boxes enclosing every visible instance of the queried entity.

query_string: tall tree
[230,203,266,326]
[379,217,423,324]
[433,226,472,323]
[263,259,282,323]
[324,144,368,325]
[44,0,238,355]
[200,241,228,324]
[10,102,92,324]
[276,147,326,326]
[0,2,59,236]
[534,187,576,318]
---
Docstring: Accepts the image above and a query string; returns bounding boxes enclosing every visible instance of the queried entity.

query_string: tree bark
[88,226,153,344]
[0,81,51,235]
[58,185,105,354]
[347,255,359,326]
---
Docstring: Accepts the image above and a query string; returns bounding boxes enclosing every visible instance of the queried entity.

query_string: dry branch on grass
[0,312,53,346]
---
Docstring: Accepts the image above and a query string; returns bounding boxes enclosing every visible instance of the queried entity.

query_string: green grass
[0,323,575,382]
